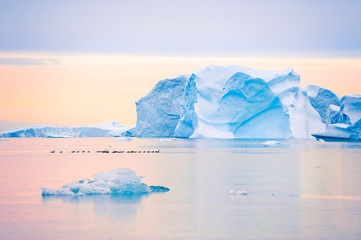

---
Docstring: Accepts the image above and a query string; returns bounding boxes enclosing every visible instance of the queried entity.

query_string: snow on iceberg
[128,65,348,139]
[0,121,132,138]
[41,168,169,196]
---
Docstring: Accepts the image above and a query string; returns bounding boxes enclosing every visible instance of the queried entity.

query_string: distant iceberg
[125,65,360,139]
[0,121,133,138]
[41,168,169,196]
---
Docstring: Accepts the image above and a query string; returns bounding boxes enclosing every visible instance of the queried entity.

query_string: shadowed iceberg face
[340,95,361,124]
[127,76,188,137]
[174,74,199,138]
[307,86,341,124]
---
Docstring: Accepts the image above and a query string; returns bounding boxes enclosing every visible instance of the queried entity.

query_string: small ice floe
[41,168,169,196]
[262,141,280,146]
[0,138,8,141]
[155,138,176,142]
[114,137,132,141]
[228,189,248,196]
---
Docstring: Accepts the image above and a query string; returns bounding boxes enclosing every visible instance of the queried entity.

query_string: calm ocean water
[0,138,360,240]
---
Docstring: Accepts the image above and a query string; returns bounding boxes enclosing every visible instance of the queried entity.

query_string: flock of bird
[50,149,160,154]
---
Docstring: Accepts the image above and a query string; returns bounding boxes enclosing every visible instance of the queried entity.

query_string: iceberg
[0,121,132,138]
[128,65,352,139]
[312,95,361,141]
[41,168,169,196]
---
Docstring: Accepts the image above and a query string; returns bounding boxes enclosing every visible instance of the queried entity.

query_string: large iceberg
[0,121,132,138]
[41,168,169,196]
[127,65,356,139]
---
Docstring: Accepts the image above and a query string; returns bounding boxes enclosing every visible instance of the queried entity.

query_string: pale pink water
[0,138,360,239]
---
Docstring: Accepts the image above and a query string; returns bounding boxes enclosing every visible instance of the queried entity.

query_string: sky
[0,0,360,128]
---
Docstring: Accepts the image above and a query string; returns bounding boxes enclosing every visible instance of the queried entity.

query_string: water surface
[0,138,360,240]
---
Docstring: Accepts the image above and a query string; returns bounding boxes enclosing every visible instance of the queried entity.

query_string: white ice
[262,141,280,146]
[228,189,248,195]
[41,168,169,196]
[154,138,177,142]
[114,137,133,141]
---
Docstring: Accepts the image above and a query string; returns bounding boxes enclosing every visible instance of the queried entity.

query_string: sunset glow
[1,53,360,126]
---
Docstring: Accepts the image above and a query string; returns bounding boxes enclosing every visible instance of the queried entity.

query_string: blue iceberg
[128,65,350,139]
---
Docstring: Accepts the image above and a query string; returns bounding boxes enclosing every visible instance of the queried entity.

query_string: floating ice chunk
[228,189,248,195]
[114,137,132,141]
[154,138,176,142]
[0,138,8,141]
[262,141,280,146]
[41,168,169,196]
